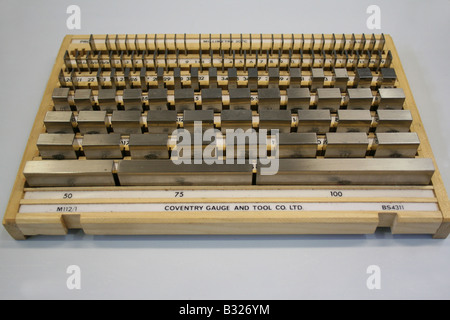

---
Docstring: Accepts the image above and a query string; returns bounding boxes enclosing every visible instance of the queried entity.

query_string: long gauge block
[2,34,449,239]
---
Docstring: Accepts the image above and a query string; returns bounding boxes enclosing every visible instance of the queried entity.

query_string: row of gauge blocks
[55,67,401,111]
[36,132,420,160]
[40,108,419,160]
[52,87,405,112]
[59,67,397,93]
[23,157,435,187]
[43,108,413,135]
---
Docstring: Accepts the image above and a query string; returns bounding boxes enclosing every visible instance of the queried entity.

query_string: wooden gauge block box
[2,34,449,240]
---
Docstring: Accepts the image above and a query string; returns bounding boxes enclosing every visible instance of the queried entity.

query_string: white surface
[0,0,449,300]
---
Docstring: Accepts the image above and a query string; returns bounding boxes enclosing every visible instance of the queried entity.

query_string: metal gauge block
[174,88,195,112]
[44,111,74,134]
[289,68,302,88]
[273,133,318,158]
[201,88,223,112]
[268,68,279,89]
[117,160,253,186]
[148,88,168,110]
[98,88,117,112]
[316,88,342,112]
[257,88,281,110]
[247,67,258,91]
[311,68,325,91]
[36,133,76,160]
[52,87,71,111]
[73,89,93,111]
[229,88,251,110]
[336,110,372,133]
[82,133,122,159]
[256,158,434,185]
[122,88,143,111]
[379,68,397,87]
[77,111,108,134]
[376,109,412,133]
[374,132,420,158]
[259,110,291,134]
[324,132,369,158]
[297,110,331,134]
[23,160,116,187]
[147,110,178,134]
[347,88,373,110]
[129,133,170,159]
[354,68,372,88]
[334,68,349,92]
[111,111,142,134]
[286,88,310,112]
[225,133,260,160]
[220,109,253,134]
[227,67,238,89]
[183,110,214,135]
[378,88,405,110]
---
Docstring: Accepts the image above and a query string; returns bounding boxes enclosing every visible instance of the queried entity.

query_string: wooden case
[2,34,449,239]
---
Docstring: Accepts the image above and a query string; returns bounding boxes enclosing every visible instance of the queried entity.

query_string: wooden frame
[2,34,449,239]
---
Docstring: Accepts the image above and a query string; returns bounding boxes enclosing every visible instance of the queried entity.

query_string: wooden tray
[3,34,449,239]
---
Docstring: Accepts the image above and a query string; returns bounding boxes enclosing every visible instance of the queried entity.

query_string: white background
[0,0,449,299]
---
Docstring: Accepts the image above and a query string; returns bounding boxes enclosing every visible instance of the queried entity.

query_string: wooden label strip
[23,188,435,200]
[18,202,439,214]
